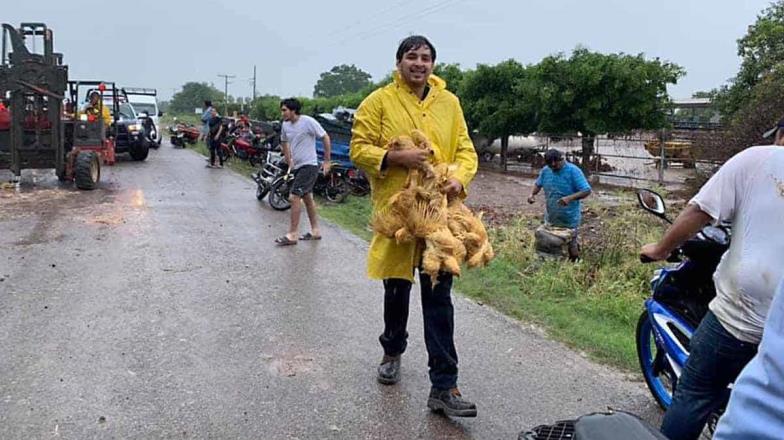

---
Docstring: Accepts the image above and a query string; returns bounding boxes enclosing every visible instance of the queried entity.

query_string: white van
[123,88,161,144]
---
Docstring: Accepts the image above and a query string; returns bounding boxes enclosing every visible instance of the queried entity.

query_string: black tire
[74,151,100,190]
[130,140,150,161]
[268,178,292,211]
[481,151,494,162]
[637,310,675,410]
[256,182,270,201]
[323,174,350,203]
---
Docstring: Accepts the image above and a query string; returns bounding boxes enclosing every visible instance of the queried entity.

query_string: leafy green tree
[536,48,683,172]
[313,64,372,98]
[716,1,784,117]
[460,60,539,169]
[433,63,467,94]
[169,82,223,114]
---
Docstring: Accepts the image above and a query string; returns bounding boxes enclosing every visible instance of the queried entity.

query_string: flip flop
[299,233,322,241]
[275,236,297,246]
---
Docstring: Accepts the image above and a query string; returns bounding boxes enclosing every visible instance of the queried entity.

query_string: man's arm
[445,100,478,198]
[640,204,713,261]
[321,134,332,174]
[349,93,394,178]
[559,189,591,206]
[280,142,292,172]
[527,184,542,204]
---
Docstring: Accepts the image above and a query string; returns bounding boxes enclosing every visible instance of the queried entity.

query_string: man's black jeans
[380,272,458,390]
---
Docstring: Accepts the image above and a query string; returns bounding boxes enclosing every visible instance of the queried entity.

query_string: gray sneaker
[376,354,401,385]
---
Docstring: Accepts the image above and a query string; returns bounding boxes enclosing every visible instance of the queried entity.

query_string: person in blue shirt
[528,149,592,260]
[713,277,784,440]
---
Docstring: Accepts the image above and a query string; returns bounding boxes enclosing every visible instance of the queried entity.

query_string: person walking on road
[527,149,591,260]
[201,100,214,142]
[206,108,225,168]
[349,35,479,417]
[274,98,332,246]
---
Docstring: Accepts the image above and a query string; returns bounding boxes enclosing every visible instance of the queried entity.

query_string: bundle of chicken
[372,129,494,282]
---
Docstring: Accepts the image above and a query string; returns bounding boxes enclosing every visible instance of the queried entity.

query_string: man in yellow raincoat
[80,91,112,128]
[350,35,479,417]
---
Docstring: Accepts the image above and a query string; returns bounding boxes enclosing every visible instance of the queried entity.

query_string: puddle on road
[261,353,319,377]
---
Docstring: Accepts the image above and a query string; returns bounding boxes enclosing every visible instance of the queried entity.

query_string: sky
[4,0,772,101]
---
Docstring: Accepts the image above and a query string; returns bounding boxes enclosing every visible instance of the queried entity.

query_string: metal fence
[500,129,724,189]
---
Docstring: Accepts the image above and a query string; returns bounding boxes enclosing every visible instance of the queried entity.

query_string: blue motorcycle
[636,189,730,409]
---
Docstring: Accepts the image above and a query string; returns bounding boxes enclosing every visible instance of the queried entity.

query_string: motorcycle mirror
[158,111,163,117]
[637,189,671,223]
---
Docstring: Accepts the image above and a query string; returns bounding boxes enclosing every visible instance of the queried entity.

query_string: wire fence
[493,129,725,189]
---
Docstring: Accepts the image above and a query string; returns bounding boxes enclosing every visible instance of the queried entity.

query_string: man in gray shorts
[274,98,332,246]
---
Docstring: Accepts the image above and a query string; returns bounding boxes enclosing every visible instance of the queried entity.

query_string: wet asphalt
[0,142,657,439]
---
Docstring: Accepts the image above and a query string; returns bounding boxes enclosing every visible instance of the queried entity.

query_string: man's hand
[387,149,429,169]
[321,161,331,176]
[558,196,572,206]
[527,195,536,204]
[442,179,463,199]
[640,243,670,262]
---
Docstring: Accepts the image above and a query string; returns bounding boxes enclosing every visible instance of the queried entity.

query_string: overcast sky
[5,0,771,101]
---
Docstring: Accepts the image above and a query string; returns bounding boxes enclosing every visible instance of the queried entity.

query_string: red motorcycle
[168,121,201,147]
[224,127,277,167]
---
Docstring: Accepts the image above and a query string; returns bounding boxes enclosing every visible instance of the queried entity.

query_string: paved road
[0,144,657,439]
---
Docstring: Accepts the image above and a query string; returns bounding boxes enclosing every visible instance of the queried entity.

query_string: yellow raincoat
[350,72,478,282]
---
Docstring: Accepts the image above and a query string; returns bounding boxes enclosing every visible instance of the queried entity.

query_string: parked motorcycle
[521,410,666,440]
[314,163,351,203]
[168,122,200,148]
[252,151,288,202]
[226,129,276,167]
[346,166,370,196]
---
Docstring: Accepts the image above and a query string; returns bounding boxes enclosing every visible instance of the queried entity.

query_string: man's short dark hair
[280,98,302,115]
[545,149,564,164]
[396,35,437,62]
[204,100,212,108]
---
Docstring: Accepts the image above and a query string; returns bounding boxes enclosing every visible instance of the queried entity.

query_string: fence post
[658,129,666,184]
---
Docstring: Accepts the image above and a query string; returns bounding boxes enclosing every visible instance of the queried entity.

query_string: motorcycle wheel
[637,311,676,409]
[268,178,292,211]
[323,174,350,203]
[256,181,270,201]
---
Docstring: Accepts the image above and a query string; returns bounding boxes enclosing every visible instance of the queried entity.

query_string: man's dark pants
[380,272,458,390]
[209,138,223,166]
[660,311,757,440]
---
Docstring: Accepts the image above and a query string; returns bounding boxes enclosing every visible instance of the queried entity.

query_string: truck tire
[75,151,100,190]
[130,139,150,161]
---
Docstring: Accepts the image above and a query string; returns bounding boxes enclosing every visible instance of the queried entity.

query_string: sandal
[299,233,322,241]
[275,236,297,246]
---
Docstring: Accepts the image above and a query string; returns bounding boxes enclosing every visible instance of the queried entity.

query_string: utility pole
[217,73,235,116]
[252,65,257,101]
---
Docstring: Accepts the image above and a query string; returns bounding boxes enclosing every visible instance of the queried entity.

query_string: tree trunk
[581,134,595,175]
[500,134,509,172]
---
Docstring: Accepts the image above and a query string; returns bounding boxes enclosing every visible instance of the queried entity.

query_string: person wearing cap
[640,123,784,440]
[527,149,592,260]
[80,91,112,128]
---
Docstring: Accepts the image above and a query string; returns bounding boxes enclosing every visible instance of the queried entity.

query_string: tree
[313,64,372,98]
[535,48,684,172]
[169,82,223,114]
[716,1,784,117]
[460,60,539,170]
[433,63,467,94]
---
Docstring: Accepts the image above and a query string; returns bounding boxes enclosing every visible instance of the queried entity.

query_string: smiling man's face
[397,45,434,90]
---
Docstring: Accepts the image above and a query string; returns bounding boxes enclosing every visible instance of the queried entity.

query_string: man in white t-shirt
[274,98,331,246]
[640,122,784,440]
